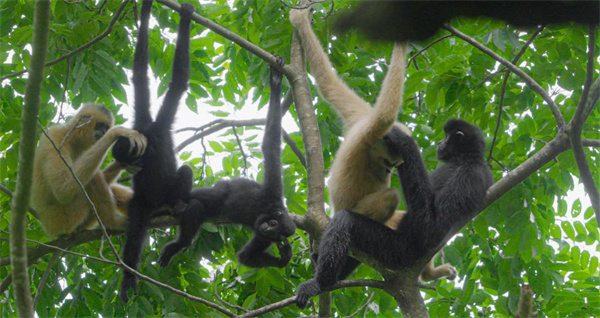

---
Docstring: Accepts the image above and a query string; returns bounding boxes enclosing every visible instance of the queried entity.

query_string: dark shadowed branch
[283,129,307,167]
[567,26,600,226]
[0,0,131,82]
[10,1,51,315]
[407,34,453,69]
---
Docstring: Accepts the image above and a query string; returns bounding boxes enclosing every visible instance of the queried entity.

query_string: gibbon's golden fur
[290,8,456,281]
[31,103,147,238]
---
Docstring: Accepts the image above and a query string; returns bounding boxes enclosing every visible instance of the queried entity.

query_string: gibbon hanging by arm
[157,57,297,270]
[296,119,494,308]
[31,103,147,238]
[289,8,455,282]
[113,0,195,303]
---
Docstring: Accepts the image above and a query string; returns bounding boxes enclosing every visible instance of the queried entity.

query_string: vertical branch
[10,0,51,316]
[568,26,600,226]
[288,5,328,232]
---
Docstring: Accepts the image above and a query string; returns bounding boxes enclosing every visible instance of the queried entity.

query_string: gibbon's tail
[155,3,194,130]
[132,0,153,131]
[261,58,284,196]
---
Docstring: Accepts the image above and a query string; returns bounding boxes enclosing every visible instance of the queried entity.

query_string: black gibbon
[113,0,195,302]
[289,8,456,282]
[295,119,494,308]
[157,57,297,269]
[31,103,147,238]
[334,1,600,42]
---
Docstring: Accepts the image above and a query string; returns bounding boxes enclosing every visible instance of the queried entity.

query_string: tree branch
[10,1,51,315]
[0,184,39,217]
[444,24,566,131]
[0,0,131,82]
[407,34,453,69]
[283,129,307,167]
[488,26,544,164]
[567,26,600,227]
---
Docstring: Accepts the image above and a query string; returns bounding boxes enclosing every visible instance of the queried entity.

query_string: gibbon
[31,103,147,238]
[296,119,494,308]
[113,0,195,302]
[158,57,297,269]
[289,8,456,282]
[335,1,600,42]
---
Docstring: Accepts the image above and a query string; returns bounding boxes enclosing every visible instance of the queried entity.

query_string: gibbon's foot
[276,240,293,267]
[173,200,189,216]
[296,279,321,309]
[441,264,458,280]
[158,241,183,268]
[119,275,138,302]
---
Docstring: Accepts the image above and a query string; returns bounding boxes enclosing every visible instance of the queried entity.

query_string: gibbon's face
[372,125,405,171]
[72,104,114,145]
[256,207,296,241]
[437,119,486,161]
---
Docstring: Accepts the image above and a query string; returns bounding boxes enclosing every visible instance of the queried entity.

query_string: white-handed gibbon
[158,56,297,269]
[31,103,147,238]
[111,0,195,302]
[289,8,456,282]
[296,119,494,308]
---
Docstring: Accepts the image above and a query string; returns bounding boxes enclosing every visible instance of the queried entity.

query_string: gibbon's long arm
[132,0,153,131]
[44,126,141,204]
[261,59,284,196]
[155,4,192,130]
[289,9,371,128]
[355,43,408,144]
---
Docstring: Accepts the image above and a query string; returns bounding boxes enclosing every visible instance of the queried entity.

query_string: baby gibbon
[31,103,147,238]
[290,8,456,282]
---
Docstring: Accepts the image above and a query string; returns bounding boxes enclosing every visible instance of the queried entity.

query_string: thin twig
[213,272,248,313]
[58,115,92,149]
[1,0,131,81]
[407,34,453,69]
[231,125,248,175]
[444,24,565,131]
[33,252,62,310]
[58,57,71,122]
[176,119,266,152]
[488,26,544,164]
[345,292,374,318]
[283,129,307,167]
[278,0,330,10]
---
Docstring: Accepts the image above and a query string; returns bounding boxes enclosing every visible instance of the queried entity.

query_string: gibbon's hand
[276,239,293,267]
[109,127,147,158]
[289,6,310,27]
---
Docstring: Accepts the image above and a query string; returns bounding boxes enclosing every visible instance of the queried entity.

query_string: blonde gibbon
[31,103,147,238]
[290,8,456,281]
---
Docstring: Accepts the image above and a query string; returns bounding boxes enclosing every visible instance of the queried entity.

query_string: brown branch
[237,280,386,318]
[231,125,248,175]
[10,1,51,315]
[176,91,294,152]
[0,0,131,81]
[444,24,565,131]
[283,129,307,167]
[583,139,600,148]
[567,26,600,227]
[488,26,544,164]
[516,284,534,318]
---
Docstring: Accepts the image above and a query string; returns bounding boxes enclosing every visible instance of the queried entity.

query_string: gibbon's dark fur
[113,0,195,303]
[158,57,297,269]
[296,119,494,308]
[289,8,457,283]
[335,1,600,42]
